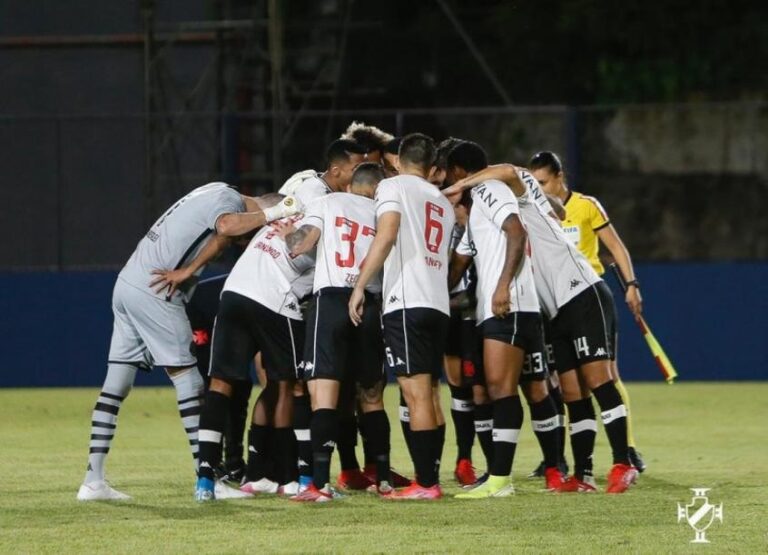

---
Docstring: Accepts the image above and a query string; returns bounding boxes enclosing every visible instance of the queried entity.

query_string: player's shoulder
[278,169,318,195]
[471,179,514,202]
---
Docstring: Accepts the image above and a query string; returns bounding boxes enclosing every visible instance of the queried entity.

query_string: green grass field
[1,383,766,553]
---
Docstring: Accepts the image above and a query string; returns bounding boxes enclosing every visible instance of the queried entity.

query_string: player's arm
[348,211,400,325]
[285,225,322,256]
[597,224,642,318]
[215,194,299,236]
[150,232,231,296]
[443,164,526,200]
[448,251,472,290]
[547,194,566,220]
[492,213,527,318]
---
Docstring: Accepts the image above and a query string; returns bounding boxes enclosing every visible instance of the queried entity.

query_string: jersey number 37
[335,216,375,268]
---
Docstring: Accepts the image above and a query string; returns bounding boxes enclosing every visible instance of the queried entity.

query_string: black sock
[399,391,416,472]
[592,381,630,465]
[310,409,338,488]
[448,384,475,462]
[337,414,360,471]
[245,424,269,482]
[411,429,439,487]
[474,402,494,472]
[360,410,391,485]
[436,423,446,483]
[530,395,560,469]
[358,410,375,467]
[274,427,297,485]
[293,394,313,479]
[490,395,523,477]
[567,397,596,479]
[197,390,229,481]
[550,385,567,465]
[224,379,252,467]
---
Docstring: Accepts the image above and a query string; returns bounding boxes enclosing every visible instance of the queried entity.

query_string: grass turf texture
[0,383,765,553]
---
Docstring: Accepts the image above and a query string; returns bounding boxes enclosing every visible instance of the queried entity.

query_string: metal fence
[1,102,766,270]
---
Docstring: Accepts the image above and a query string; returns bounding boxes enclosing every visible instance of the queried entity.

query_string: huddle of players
[76,119,640,503]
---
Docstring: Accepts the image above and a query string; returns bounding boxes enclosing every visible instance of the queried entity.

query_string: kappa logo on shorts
[594,347,607,356]
[396,357,406,366]
[286,301,298,311]
[304,362,314,371]
[388,295,399,304]
[570,279,582,289]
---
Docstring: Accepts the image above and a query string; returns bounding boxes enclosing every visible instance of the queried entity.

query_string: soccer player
[434,137,487,486]
[277,139,367,488]
[349,133,455,500]
[444,155,544,499]
[382,137,401,178]
[77,184,298,501]
[340,121,394,164]
[528,151,646,472]
[194,205,315,501]
[445,160,639,494]
[277,163,392,502]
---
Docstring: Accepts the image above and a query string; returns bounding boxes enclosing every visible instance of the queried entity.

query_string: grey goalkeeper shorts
[107,278,197,370]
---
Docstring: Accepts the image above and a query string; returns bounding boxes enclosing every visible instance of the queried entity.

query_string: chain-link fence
[2,102,766,270]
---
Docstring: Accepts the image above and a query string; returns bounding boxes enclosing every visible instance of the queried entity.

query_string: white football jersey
[375,175,455,315]
[515,169,602,319]
[223,215,315,319]
[278,170,331,208]
[303,193,381,294]
[455,180,539,323]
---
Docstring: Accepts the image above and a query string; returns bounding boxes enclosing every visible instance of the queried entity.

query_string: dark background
[0,0,766,385]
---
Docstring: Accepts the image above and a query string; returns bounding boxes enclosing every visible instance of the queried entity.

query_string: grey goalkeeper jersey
[118,182,246,304]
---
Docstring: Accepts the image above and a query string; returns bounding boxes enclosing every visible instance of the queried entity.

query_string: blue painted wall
[1,263,766,387]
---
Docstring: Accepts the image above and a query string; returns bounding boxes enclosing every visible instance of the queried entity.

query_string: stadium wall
[1,262,766,387]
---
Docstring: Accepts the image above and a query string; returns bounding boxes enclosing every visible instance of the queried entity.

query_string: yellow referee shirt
[560,191,610,276]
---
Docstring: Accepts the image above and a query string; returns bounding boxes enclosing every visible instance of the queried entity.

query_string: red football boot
[336,468,374,491]
[606,463,638,494]
[544,467,566,492]
[454,459,478,487]
[558,475,597,493]
[386,482,442,500]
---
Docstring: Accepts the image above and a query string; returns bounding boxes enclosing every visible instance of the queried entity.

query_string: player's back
[305,192,379,293]
[119,182,245,303]
[516,169,601,319]
[375,174,455,315]
[224,215,315,319]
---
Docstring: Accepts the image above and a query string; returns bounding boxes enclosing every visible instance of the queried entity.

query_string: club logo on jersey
[677,488,723,543]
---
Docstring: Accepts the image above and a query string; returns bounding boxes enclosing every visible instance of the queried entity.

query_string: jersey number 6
[424,201,444,253]
[335,216,375,268]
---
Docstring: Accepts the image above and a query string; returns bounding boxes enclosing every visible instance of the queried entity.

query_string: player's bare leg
[445,355,476,485]
[580,360,637,493]
[457,340,522,498]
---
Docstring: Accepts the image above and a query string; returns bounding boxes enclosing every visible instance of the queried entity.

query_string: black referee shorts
[209,291,304,382]
[302,287,384,389]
